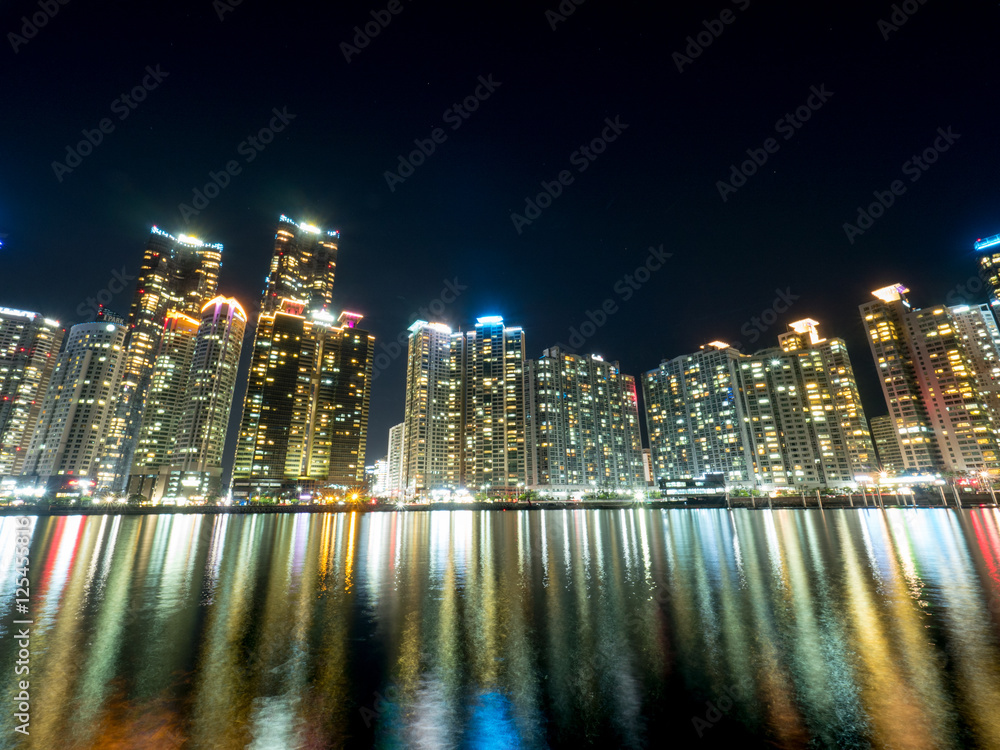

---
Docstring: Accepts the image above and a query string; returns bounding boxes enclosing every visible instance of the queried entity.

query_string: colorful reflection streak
[1,508,999,748]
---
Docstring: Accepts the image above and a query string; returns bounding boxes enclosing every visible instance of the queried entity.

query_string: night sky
[3,0,999,467]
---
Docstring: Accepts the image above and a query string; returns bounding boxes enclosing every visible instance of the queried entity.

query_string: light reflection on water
[1,508,999,748]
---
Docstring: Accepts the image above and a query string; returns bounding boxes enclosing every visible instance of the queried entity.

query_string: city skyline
[7,217,1000,490]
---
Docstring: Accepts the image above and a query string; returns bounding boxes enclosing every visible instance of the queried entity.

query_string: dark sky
[2,0,999,466]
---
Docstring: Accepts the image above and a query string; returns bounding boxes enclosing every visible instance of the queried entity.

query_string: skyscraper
[130,297,246,502]
[0,307,64,480]
[21,320,128,491]
[454,316,527,494]
[263,215,339,314]
[396,315,528,498]
[99,226,222,491]
[643,320,875,492]
[233,301,373,498]
[167,296,246,499]
[387,421,405,498]
[129,310,200,499]
[401,321,456,495]
[860,284,1000,475]
[643,342,755,487]
[738,320,876,490]
[526,346,644,494]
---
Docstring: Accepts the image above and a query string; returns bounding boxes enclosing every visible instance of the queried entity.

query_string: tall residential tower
[0,307,64,480]
[21,320,129,490]
[860,284,1000,475]
[526,346,644,493]
[98,226,223,491]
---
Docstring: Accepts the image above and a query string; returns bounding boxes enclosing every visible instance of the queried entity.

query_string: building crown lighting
[975,234,1000,251]
[789,319,825,345]
[278,214,340,238]
[149,225,223,250]
[871,284,909,303]
[201,296,247,321]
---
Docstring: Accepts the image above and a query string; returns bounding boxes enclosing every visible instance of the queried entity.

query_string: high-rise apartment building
[168,297,246,498]
[643,320,875,491]
[129,310,200,496]
[860,284,1000,475]
[99,226,223,491]
[643,342,755,486]
[454,316,527,494]
[397,316,528,498]
[233,301,373,498]
[130,297,246,502]
[21,320,128,490]
[870,414,905,474]
[0,307,64,480]
[387,422,405,498]
[526,346,644,493]
[859,284,941,472]
[401,321,457,495]
[738,320,876,490]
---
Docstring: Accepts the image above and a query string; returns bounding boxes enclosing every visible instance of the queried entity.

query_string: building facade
[526,346,644,494]
[860,284,1000,476]
[386,422,405,498]
[643,342,756,487]
[263,215,339,314]
[396,316,528,498]
[130,297,246,502]
[738,320,876,490]
[21,320,128,491]
[870,414,905,474]
[0,308,64,480]
[643,320,876,492]
[454,317,527,494]
[233,301,373,498]
[98,226,223,492]
[401,321,456,495]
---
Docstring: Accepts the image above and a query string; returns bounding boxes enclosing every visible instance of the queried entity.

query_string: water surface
[2,508,1000,748]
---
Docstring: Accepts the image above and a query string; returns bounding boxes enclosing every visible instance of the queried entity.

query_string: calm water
[2,508,1000,749]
